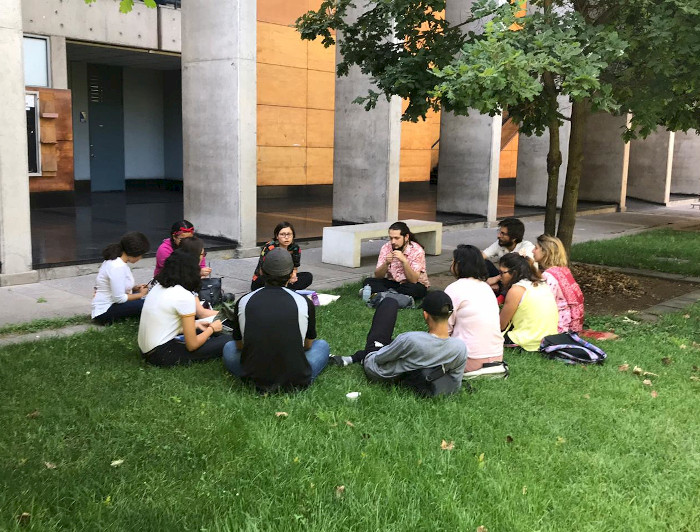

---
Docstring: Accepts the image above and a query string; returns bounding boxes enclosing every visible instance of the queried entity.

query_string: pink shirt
[154,238,206,277]
[376,241,430,287]
[445,278,503,360]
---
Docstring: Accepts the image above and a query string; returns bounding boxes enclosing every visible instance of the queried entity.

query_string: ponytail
[102,232,150,261]
[102,243,123,261]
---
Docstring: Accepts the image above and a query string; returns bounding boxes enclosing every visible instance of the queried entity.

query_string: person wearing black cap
[222,247,330,392]
[331,291,467,396]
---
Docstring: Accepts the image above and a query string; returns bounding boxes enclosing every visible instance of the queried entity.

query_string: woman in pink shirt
[444,245,507,379]
[534,234,584,333]
[154,220,211,278]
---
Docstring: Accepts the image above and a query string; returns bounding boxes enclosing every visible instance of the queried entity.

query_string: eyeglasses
[278,232,293,238]
[497,230,509,237]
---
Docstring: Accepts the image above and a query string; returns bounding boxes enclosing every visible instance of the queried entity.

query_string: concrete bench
[322,219,442,268]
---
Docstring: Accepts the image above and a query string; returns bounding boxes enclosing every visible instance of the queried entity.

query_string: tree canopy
[297,0,700,249]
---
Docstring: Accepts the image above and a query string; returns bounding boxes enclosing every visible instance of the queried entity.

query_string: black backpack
[539,332,607,365]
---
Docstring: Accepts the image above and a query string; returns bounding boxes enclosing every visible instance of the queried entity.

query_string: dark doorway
[88,64,125,191]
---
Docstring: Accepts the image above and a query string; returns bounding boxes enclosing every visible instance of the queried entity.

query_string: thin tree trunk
[557,98,590,253]
[543,72,561,236]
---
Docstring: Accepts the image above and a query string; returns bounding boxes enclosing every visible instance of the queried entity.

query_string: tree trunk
[557,98,590,253]
[543,72,562,236]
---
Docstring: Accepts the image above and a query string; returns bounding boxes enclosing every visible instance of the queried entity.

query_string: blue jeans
[222,339,330,382]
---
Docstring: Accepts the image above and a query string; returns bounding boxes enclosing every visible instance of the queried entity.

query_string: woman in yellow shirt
[498,253,559,351]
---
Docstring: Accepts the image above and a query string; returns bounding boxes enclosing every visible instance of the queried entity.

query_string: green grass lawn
[571,228,700,277]
[1,283,699,531]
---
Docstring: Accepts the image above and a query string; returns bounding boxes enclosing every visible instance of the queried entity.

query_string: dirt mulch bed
[429,263,699,316]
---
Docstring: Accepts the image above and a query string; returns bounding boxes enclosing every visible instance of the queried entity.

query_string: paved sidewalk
[1,202,698,328]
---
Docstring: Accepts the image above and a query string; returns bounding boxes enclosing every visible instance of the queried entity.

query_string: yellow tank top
[507,280,559,351]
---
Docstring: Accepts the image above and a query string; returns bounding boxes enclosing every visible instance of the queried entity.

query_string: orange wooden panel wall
[257,0,439,186]
[27,87,74,192]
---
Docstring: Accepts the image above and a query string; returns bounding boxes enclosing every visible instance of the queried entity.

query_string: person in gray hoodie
[331,291,467,396]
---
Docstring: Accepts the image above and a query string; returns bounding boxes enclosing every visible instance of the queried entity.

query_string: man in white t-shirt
[482,217,535,291]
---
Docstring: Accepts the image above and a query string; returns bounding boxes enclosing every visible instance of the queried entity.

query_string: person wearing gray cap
[330,291,467,396]
[222,247,329,392]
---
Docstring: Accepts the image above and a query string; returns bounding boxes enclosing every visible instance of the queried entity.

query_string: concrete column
[515,98,571,207]
[0,0,38,286]
[627,130,674,204]
[436,0,500,222]
[578,112,630,210]
[437,113,501,220]
[181,0,256,249]
[49,35,68,89]
[332,5,401,224]
[670,130,700,195]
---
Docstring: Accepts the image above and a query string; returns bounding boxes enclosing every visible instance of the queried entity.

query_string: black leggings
[352,298,399,364]
[251,271,313,292]
[361,278,427,299]
[144,334,231,367]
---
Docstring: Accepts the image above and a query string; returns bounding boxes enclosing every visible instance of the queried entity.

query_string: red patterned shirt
[376,241,430,287]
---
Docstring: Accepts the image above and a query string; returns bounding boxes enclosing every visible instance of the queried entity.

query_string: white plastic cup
[346,392,361,401]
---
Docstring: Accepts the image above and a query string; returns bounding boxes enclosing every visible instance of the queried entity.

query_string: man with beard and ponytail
[360,221,430,300]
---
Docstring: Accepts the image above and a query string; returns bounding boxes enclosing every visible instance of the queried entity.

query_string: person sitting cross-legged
[499,253,559,352]
[222,247,330,393]
[361,221,430,300]
[444,245,508,379]
[482,217,535,294]
[533,234,585,333]
[331,291,467,397]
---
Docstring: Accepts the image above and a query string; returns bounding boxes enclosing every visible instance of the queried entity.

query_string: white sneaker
[463,361,509,380]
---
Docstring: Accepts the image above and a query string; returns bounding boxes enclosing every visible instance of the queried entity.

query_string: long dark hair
[452,244,488,281]
[156,249,202,292]
[102,232,150,261]
[273,221,295,241]
[499,252,542,287]
[389,221,422,248]
[179,237,204,260]
[169,219,195,248]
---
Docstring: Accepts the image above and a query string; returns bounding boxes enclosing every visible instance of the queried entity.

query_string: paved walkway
[1,201,698,328]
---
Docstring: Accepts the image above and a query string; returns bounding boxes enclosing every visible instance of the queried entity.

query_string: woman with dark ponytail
[92,232,150,324]
[497,253,558,351]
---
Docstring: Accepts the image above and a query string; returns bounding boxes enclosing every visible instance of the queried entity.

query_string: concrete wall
[436,0,500,221]
[163,69,183,180]
[158,5,181,52]
[22,0,160,50]
[515,98,571,207]
[670,130,700,195]
[69,62,91,181]
[0,0,37,284]
[123,67,164,180]
[627,130,674,204]
[437,113,501,219]
[578,112,630,208]
[49,35,67,88]
[331,0,401,224]
[182,0,257,248]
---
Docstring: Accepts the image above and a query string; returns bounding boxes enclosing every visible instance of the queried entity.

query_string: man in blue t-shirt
[331,291,467,396]
[222,248,329,392]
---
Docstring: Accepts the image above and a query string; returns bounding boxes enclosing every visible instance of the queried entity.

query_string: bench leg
[420,230,442,256]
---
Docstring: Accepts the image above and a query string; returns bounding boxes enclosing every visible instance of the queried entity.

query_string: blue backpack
[539,332,607,365]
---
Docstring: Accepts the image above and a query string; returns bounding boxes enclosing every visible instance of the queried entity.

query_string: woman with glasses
[251,221,313,291]
[154,219,212,279]
[498,253,558,351]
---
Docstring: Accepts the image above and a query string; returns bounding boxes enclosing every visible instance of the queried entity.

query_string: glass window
[26,93,41,175]
[23,36,49,87]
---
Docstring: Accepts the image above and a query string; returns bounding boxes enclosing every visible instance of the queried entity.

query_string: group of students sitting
[89,216,584,395]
